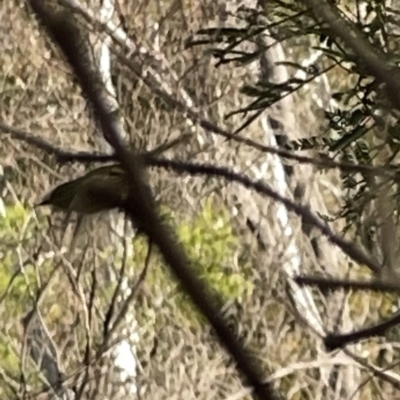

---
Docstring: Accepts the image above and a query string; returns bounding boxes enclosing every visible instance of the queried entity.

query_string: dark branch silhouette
[301,0,400,110]
[324,312,400,351]
[28,2,281,400]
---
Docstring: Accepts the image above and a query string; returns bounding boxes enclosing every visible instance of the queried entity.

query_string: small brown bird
[37,164,130,214]
[37,132,191,215]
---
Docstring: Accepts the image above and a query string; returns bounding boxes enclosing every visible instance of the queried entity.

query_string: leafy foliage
[177,199,252,304]
[188,1,400,258]
[0,203,50,386]
[130,199,253,329]
[0,198,252,391]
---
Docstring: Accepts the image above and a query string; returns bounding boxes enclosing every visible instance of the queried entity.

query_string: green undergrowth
[1,195,396,393]
[0,202,47,389]
[0,198,254,386]
[111,198,254,329]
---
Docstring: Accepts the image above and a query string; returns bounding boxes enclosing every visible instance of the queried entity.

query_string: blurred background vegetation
[1,0,400,399]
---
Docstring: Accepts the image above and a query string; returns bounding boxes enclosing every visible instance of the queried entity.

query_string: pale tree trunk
[27,0,361,397]
[65,0,360,396]
[212,2,361,397]
[86,0,139,396]
[22,0,139,398]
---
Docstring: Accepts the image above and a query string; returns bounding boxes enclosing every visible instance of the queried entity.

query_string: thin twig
[28,4,279,400]
[105,238,153,340]
[324,311,400,351]
[301,0,400,109]
[294,275,400,293]
[150,157,382,274]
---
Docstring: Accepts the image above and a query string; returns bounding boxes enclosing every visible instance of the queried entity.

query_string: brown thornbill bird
[37,134,191,214]
[37,164,130,214]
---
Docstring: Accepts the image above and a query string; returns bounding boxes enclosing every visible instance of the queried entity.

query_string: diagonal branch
[152,158,381,274]
[324,311,400,351]
[300,0,400,109]
[28,3,281,400]
[2,120,398,178]
[294,275,400,293]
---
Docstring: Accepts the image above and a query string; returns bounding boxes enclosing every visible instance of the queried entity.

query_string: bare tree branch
[151,158,382,274]
[300,0,400,109]
[324,311,400,351]
[294,275,400,293]
[27,2,281,400]
[1,120,398,178]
